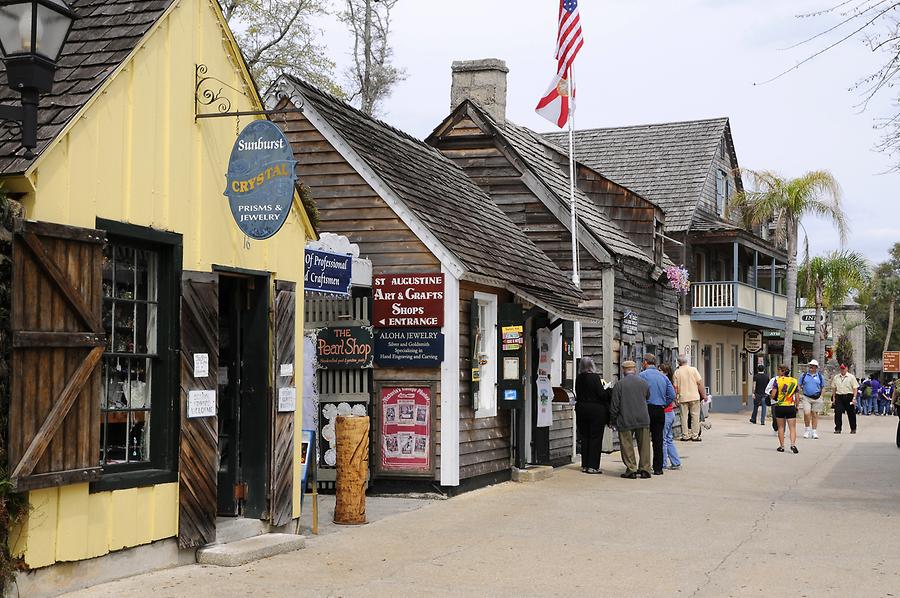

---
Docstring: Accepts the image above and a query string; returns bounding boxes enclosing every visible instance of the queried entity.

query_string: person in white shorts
[797,360,826,439]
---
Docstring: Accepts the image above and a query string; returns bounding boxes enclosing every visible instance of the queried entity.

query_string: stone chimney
[450,59,509,124]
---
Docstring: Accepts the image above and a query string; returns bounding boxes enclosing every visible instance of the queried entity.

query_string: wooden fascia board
[290,86,467,279]
[424,104,470,144]
[461,104,614,266]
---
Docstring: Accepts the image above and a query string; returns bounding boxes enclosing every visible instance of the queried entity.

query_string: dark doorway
[217,273,270,518]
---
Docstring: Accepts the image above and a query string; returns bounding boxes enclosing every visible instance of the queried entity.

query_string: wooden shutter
[469,298,480,406]
[9,220,105,491]
[178,272,218,549]
[270,280,295,527]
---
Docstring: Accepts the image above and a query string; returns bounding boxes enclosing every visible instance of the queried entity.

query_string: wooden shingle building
[270,76,593,488]
[428,60,680,402]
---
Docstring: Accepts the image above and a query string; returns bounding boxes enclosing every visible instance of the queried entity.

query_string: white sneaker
[803,429,811,439]
[812,430,819,439]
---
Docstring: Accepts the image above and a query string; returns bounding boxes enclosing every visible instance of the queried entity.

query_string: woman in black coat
[575,356,612,474]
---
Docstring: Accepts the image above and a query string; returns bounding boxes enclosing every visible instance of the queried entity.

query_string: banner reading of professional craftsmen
[373,273,445,328]
[224,120,297,240]
[305,247,352,295]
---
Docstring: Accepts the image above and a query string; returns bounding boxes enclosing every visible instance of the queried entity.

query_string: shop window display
[100,243,158,465]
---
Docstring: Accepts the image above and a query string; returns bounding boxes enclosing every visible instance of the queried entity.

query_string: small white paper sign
[187,390,216,418]
[193,353,209,378]
[279,363,294,378]
[278,387,297,412]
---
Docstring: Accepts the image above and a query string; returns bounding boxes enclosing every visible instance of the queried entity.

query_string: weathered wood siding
[550,405,574,464]
[576,163,661,257]
[436,118,605,371]
[434,116,679,374]
[458,281,513,480]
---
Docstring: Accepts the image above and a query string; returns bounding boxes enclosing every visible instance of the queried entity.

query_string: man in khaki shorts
[798,360,826,439]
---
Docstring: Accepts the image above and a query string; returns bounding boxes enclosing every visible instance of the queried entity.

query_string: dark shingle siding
[544,118,729,233]
[492,118,652,264]
[0,0,174,174]
[290,77,583,304]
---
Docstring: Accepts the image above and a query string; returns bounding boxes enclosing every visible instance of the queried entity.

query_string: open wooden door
[270,280,295,527]
[178,272,219,548]
[8,220,105,491]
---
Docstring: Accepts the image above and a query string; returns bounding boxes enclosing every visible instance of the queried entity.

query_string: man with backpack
[798,360,826,439]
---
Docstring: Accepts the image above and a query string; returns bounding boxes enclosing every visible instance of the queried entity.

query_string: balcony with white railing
[691,281,788,328]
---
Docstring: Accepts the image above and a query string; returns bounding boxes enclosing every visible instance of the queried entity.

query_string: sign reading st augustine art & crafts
[373,273,445,328]
[224,120,297,240]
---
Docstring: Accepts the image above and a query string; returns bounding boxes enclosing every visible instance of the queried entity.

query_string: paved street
[67,413,900,597]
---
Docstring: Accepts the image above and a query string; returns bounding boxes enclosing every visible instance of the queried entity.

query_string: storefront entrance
[217,273,270,518]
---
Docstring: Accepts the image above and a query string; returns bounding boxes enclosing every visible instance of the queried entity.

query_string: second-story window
[716,170,727,216]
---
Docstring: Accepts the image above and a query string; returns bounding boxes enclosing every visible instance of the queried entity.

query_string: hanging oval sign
[224,120,297,240]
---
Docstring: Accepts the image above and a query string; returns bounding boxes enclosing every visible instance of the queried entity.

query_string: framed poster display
[374,382,435,478]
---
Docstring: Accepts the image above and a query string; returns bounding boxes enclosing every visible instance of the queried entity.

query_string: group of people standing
[574,354,709,479]
[750,360,900,450]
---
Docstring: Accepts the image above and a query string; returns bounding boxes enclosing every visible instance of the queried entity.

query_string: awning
[511,284,601,324]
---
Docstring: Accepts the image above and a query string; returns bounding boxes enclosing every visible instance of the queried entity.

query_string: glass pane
[114,245,135,299]
[129,410,150,462]
[113,303,134,353]
[0,5,34,56]
[129,357,151,409]
[135,303,158,355]
[35,2,71,61]
[135,249,158,301]
[102,246,113,298]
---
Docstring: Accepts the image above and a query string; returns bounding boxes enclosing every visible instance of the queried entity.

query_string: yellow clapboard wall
[6,0,312,568]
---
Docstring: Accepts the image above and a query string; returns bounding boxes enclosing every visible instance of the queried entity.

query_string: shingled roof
[544,118,731,233]
[492,117,653,265]
[0,0,174,175]
[280,76,587,312]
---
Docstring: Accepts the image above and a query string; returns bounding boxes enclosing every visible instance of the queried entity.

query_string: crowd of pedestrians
[575,353,900,477]
[575,353,711,478]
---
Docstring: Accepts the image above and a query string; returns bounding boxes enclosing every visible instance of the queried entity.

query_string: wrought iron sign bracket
[194,64,304,121]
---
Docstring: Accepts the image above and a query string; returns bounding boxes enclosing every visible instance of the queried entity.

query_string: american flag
[536,0,584,128]
[556,0,584,76]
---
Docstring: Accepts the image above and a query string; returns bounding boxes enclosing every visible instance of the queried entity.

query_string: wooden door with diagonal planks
[9,220,106,491]
[270,280,295,527]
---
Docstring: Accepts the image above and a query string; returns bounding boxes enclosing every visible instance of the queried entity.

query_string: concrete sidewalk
[63,413,900,597]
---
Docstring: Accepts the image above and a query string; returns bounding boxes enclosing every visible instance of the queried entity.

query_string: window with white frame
[473,292,498,418]
[715,344,724,395]
[716,170,727,216]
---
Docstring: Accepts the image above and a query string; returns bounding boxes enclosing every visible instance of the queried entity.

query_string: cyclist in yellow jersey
[769,365,800,453]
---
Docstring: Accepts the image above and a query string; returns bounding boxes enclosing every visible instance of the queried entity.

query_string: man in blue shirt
[798,360,825,439]
[640,353,676,476]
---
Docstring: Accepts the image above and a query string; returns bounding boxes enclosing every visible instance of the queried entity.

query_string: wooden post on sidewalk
[333,415,369,525]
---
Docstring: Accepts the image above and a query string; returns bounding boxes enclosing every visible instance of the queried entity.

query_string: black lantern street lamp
[0,0,74,158]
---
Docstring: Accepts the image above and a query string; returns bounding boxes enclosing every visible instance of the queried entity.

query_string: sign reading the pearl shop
[224,120,297,240]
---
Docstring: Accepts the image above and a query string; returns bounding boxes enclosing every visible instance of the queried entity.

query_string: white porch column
[440,266,460,486]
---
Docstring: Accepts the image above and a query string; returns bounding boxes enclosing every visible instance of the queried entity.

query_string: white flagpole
[566,65,583,361]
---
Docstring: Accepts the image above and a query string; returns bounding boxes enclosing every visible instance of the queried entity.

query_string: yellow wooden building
[0,0,314,592]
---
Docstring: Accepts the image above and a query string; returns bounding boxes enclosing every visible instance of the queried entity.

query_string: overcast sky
[317,0,895,265]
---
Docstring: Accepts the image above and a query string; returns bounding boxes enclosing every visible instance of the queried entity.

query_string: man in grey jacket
[611,360,652,479]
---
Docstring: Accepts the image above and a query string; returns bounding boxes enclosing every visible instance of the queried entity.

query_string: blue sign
[503,389,518,402]
[305,248,352,295]
[375,329,444,368]
[224,120,297,240]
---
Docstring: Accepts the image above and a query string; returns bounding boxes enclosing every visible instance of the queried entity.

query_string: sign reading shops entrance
[224,120,297,240]
[316,326,374,369]
[373,273,445,328]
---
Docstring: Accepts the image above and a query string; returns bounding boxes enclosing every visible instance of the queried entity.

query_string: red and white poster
[380,386,431,473]
[373,274,445,328]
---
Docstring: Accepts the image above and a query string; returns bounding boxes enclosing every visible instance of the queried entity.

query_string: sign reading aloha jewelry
[224,120,297,240]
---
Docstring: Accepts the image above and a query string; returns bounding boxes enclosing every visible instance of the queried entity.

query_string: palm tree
[728,170,847,367]
[798,250,869,364]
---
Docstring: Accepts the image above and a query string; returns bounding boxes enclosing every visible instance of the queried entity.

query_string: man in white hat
[798,360,826,439]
